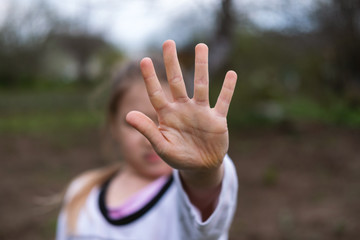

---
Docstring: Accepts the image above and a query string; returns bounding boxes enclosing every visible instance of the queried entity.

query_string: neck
[105,165,157,208]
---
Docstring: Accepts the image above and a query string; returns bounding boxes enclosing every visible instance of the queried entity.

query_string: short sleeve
[173,154,238,240]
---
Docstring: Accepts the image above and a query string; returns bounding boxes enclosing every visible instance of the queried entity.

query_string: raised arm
[126,40,237,220]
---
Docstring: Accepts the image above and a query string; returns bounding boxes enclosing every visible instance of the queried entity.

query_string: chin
[143,167,173,180]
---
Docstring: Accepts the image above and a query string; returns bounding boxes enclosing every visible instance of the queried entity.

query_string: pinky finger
[214,71,237,117]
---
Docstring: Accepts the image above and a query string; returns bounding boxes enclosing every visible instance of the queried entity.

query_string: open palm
[126,40,237,171]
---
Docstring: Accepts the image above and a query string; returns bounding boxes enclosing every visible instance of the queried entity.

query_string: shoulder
[63,170,99,203]
[63,164,122,204]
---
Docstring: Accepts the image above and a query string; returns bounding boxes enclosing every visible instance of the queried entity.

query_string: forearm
[179,162,224,221]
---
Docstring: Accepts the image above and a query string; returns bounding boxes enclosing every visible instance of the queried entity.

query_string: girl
[56,40,238,240]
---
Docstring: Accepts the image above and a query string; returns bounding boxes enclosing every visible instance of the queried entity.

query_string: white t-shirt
[56,155,238,240]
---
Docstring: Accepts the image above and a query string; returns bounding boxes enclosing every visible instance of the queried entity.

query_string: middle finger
[163,40,189,102]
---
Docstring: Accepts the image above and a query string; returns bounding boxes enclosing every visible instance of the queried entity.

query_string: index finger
[140,58,169,112]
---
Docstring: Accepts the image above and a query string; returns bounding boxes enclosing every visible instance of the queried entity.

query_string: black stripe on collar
[98,175,174,226]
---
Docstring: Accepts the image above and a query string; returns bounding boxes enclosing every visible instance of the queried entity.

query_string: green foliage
[0,111,102,134]
[0,7,123,89]
[225,96,360,129]
[2,24,360,130]
[283,97,360,126]
[0,90,104,134]
[216,31,360,129]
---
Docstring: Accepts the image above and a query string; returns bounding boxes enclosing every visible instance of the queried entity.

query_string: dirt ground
[0,126,359,240]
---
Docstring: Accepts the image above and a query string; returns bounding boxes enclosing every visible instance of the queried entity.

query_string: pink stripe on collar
[108,175,169,219]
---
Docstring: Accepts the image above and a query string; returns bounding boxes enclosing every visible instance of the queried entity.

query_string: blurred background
[0,0,359,239]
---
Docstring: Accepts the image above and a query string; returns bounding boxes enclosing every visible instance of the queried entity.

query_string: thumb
[126,111,165,151]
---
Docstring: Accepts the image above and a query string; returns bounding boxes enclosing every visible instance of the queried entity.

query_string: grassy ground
[1,90,359,239]
[0,90,103,134]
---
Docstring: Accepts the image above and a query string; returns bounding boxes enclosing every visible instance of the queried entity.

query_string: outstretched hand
[126,40,237,172]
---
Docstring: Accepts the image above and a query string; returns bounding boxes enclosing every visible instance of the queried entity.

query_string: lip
[145,152,162,163]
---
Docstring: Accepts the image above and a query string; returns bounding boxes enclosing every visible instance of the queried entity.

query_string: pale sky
[0,0,315,54]
[45,0,221,54]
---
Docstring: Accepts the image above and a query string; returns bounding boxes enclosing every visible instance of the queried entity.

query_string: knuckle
[144,74,157,82]
[175,96,189,103]
[195,75,208,85]
[220,96,230,105]
[195,58,208,66]
[169,75,182,84]
[223,83,233,91]
[148,88,162,98]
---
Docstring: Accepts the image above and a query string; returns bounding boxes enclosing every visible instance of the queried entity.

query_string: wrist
[179,162,224,190]
[178,160,225,221]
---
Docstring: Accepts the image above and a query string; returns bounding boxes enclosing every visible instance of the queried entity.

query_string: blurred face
[113,81,172,180]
